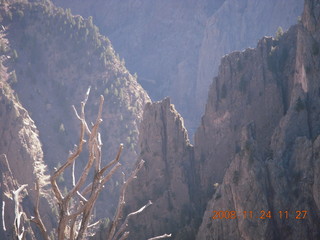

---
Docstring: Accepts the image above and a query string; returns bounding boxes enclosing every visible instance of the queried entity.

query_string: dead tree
[48,87,171,239]
[3,87,171,239]
[0,154,36,240]
[49,87,125,240]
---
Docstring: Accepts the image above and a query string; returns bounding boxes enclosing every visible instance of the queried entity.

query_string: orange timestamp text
[211,210,307,220]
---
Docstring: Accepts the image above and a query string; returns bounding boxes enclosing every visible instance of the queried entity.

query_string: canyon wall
[52,0,303,135]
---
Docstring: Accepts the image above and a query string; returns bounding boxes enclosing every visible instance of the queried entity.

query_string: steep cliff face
[194,27,299,201]
[195,0,303,116]
[123,0,320,239]
[0,82,48,193]
[196,0,320,238]
[0,79,52,238]
[52,0,303,136]
[124,98,199,239]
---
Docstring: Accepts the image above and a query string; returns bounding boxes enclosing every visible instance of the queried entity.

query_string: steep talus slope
[52,0,302,136]
[0,0,150,219]
[196,0,320,239]
[124,98,198,239]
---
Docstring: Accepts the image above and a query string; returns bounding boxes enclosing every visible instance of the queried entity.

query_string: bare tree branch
[4,87,171,240]
[107,159,145,240]
[148,233,172,240]
[2,200,5,232]
[12,184,28,240]
[48,88,129,240]
[30,180,49,240]
[118,231,129,240]
[113,200,152,240]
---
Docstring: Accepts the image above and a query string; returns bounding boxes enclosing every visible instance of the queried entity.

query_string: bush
[275,26,283,40]
[13,49,18,60]
[59,123,65,132]
[9,71,17,84]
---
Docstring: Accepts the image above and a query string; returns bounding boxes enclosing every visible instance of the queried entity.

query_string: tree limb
[30,180,49,240]
[12,184,28,240]
[107,159,145,240]
[113,200,152,240]
[148,233,172,240]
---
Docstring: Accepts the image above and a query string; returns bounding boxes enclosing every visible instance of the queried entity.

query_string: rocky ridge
[125,98,198,239]
[196,0,320,238]
[125,0,320,239]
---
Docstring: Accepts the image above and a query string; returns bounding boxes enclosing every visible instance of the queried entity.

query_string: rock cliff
[52,0,303,136]
[195,0,303,123]
[124,0,320,239]
[194,28,298,202]
[0,0,318,239]
[196,0,320,238]
[0,79,52,238]
[124,98,199,239]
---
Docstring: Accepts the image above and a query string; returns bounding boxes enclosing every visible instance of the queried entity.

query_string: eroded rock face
[124,98,199,239]
[52,0,303,136]
[0,84,47,192]
[123,1,318,238]
[0,81,51,239]
[196,0,320,238]
[194,28,298,203]
[195,0,303,116]
[196,124,320,239]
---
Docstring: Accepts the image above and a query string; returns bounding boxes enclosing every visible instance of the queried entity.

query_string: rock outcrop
[196,0,320,238]
[195,0,303,117]
[125,98,199,239]
[0,80,52,239]
[194,27,298,203]
[124,0,320,239]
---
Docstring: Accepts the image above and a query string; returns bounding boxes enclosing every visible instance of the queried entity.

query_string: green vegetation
[275,26,283,40]
[12,49,18,60]
[9,71,17,84]
[114,88,118,97]
[267,46,288,73]
[59,123,65,132]
[55,162,64,183]
[1,0,143,182]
